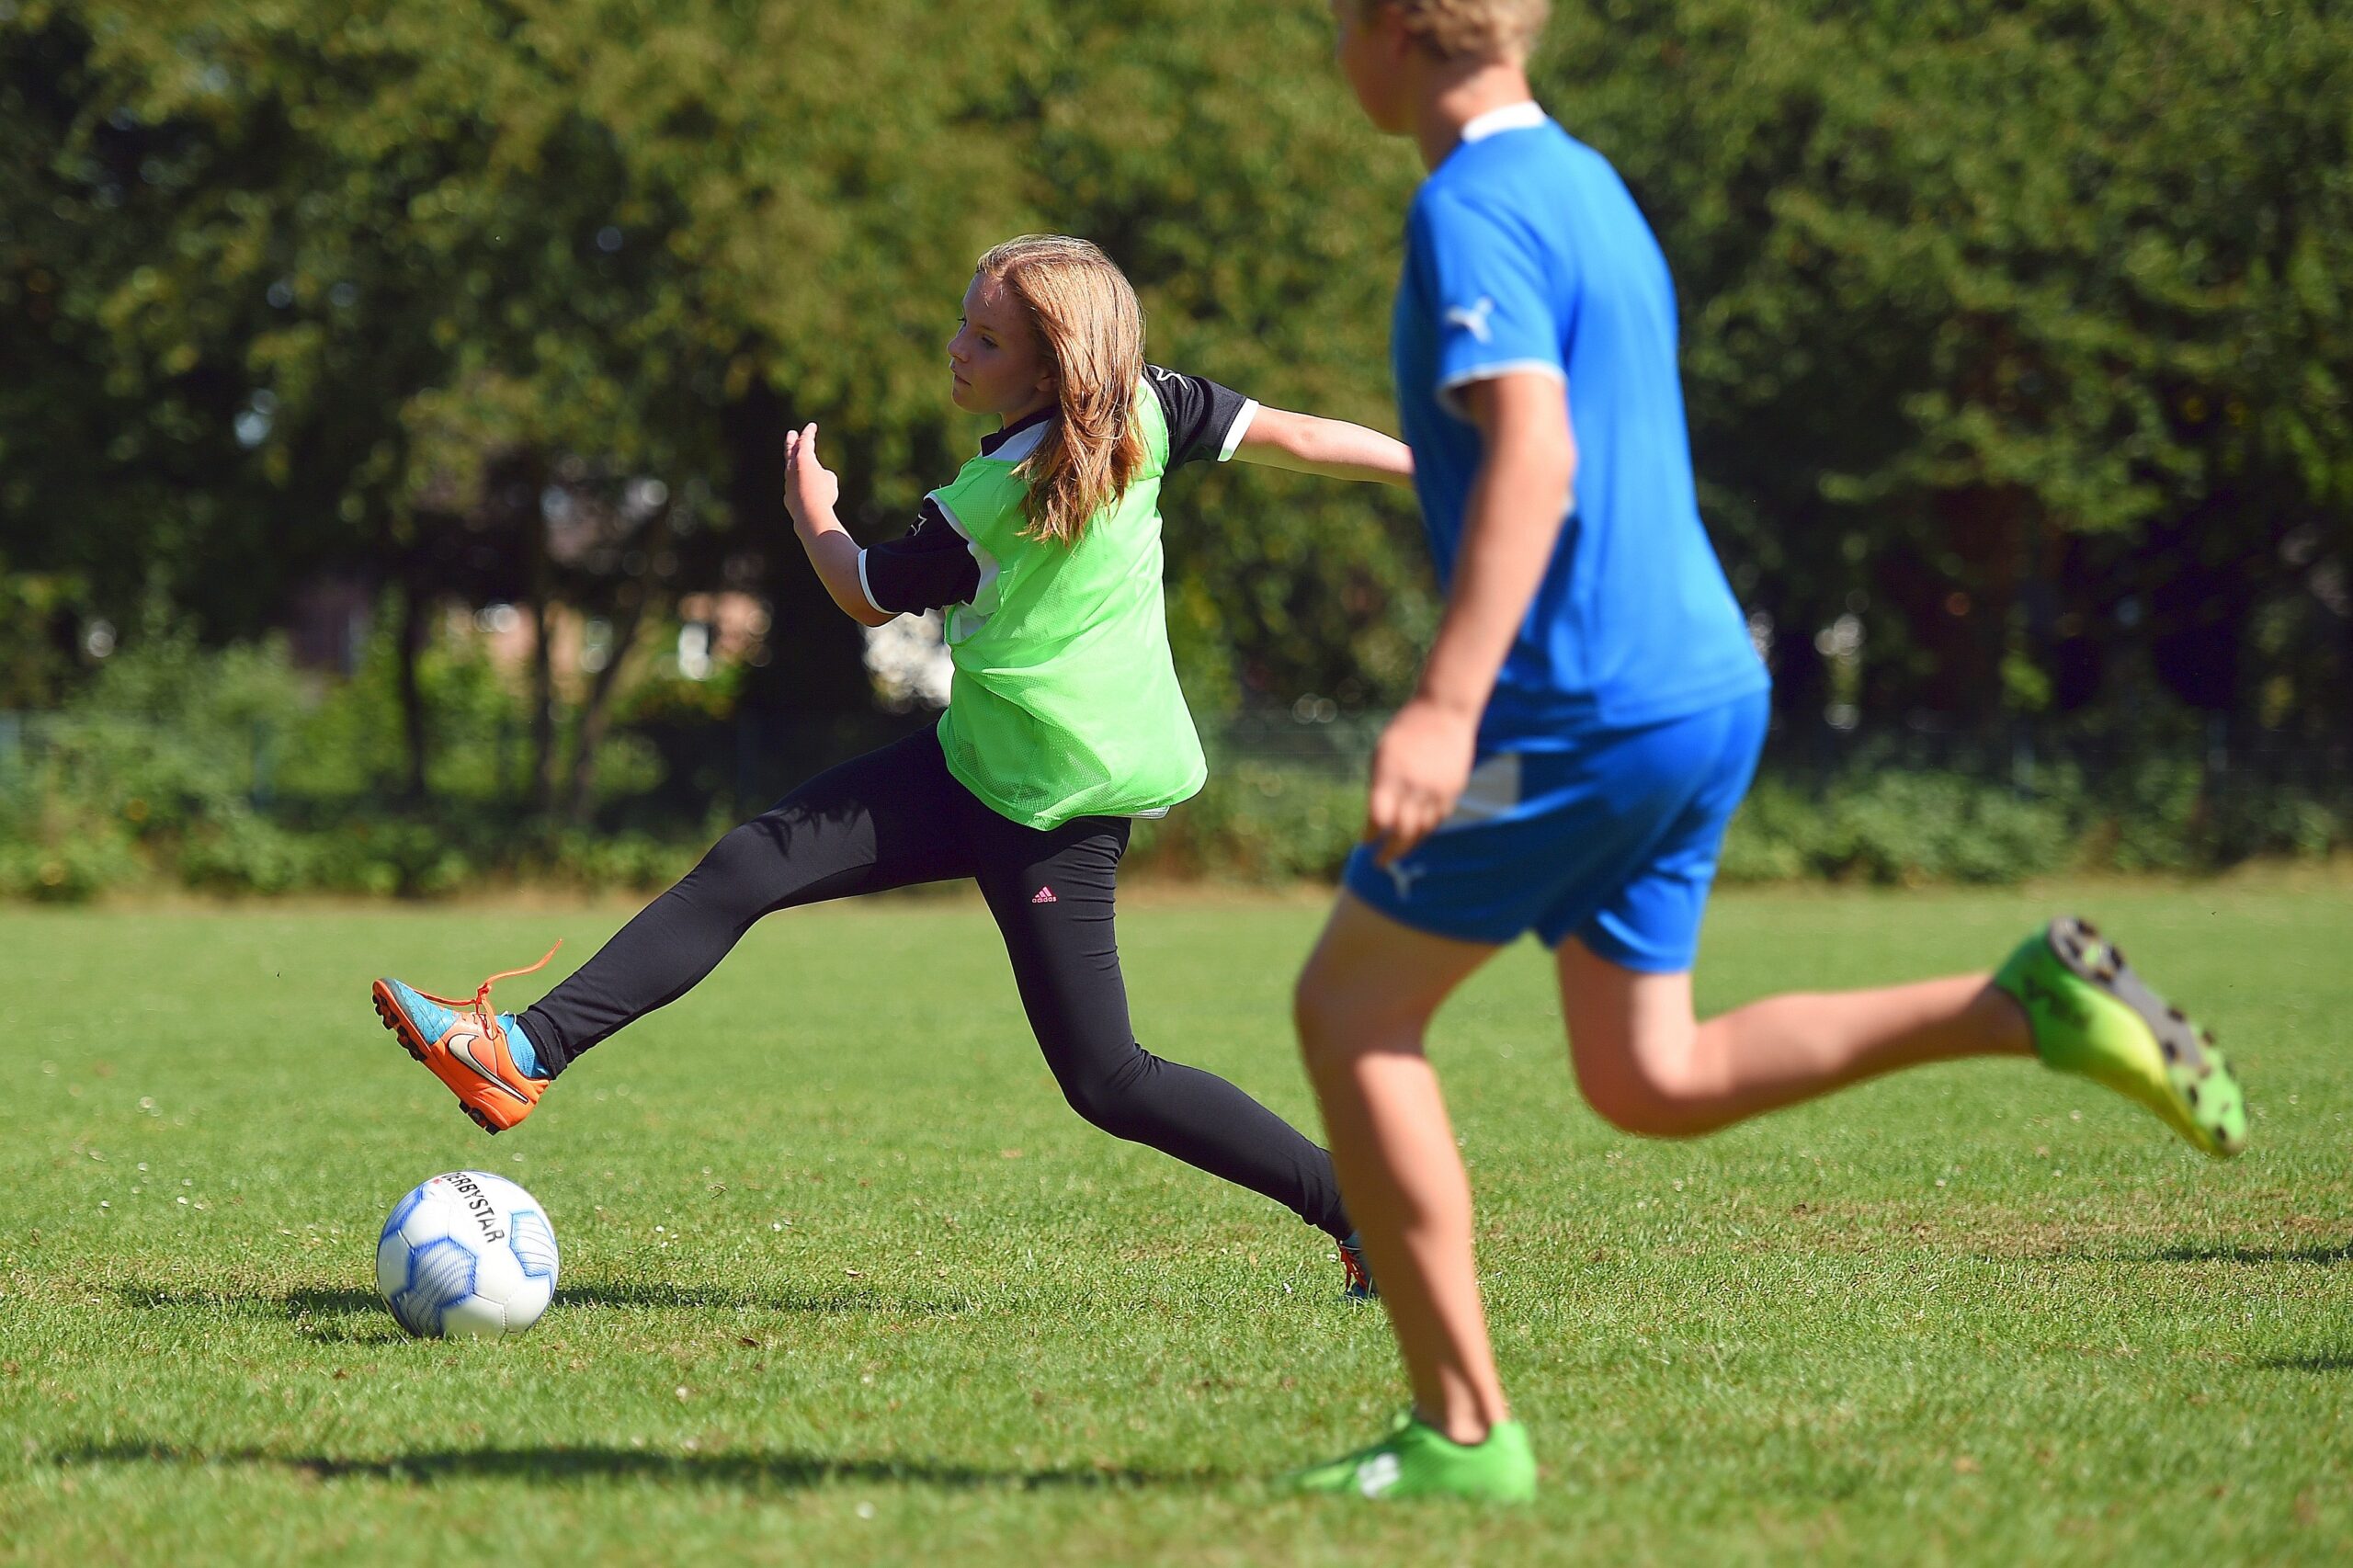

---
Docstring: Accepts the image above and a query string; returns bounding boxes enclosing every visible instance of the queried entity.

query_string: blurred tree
[1543,0,2352,742]
[3,0,2347,802]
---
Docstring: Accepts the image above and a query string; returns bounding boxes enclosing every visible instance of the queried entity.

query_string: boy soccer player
[1286,0,2248,1501]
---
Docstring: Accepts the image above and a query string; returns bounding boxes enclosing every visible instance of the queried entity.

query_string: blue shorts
[1342,690,1768,970]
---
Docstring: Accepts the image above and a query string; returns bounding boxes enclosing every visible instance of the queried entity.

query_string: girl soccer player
[372,234,1413,1287]
[1284,0,2249,1500]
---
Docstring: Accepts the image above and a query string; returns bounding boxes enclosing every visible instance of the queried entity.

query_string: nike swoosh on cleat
[445,1032,532,1105]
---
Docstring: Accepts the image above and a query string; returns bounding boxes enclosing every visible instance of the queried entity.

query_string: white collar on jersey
[1459,100,1547,143]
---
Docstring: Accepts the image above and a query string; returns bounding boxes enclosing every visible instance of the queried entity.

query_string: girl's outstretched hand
[784,422,841,528]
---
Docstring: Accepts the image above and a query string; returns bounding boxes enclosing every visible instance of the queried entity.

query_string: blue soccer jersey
[1392,103,1767,749]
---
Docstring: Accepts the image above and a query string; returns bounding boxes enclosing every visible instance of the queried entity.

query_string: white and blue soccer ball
[375,1170,559,1339]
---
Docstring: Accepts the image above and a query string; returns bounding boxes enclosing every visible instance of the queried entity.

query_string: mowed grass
[3,881,2349,1564]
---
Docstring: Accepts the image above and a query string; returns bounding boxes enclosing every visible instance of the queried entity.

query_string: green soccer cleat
[1995,915,2247,1158]
[1283,1414,1537,1503]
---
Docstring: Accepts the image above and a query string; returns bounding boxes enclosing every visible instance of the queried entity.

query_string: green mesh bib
[928,383,1206,829]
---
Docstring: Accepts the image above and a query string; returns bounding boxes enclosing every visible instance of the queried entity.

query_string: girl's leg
[1293,892,1504,1443]
[520,729,973,1074]
[970,804,1356,1241]
[1558,939,2030,1138]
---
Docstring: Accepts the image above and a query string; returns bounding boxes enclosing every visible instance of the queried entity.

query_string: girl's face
[949,272,1057,424]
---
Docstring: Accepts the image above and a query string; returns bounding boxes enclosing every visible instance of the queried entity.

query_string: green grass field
[4,881,2349,1563]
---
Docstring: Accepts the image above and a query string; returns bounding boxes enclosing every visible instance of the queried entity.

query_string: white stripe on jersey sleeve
[1436,361,1567,423]
[1218,398,1260,462]
[856,548,886,616]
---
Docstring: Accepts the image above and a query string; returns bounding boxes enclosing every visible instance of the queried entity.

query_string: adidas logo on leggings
[1030,886,1057,904]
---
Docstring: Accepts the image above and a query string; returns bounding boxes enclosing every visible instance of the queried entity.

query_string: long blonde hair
[974,234,1148,546]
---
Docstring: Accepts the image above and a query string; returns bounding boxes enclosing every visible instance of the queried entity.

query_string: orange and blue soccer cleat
[371,944,561,1135]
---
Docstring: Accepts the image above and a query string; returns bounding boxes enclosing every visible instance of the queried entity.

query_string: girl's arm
[784,423,893,629]
[1233,406,1415,489]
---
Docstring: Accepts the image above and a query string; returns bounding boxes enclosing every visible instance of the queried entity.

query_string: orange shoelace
[409,941,563,1040]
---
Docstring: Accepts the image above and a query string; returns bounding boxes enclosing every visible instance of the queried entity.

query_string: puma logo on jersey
[1445,296,1498,344]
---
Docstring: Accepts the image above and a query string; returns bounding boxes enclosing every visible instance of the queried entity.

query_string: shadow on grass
[114,1279,971,1323]
[2256,1352,2353,1373]
[2143,1242,2350,1267]
[51,1441,1208,1493]
[109,1279,971,1345]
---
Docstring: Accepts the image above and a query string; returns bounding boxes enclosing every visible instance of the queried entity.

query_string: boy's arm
[1364,373,1576,863]
[784,423,894,628]
[1233,406,1415,489]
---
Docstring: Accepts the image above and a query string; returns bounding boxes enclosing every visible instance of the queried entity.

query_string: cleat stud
[2161,1040,2180,1062]
[2187,1085,2200,1107]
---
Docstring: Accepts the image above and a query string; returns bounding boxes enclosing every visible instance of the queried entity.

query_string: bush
[0,830,140,903]
[176,811,319,895]
[3,619,2344,901]
[537,829,699,893]
[1128,760,1362,883]
[1144,757,2095,891]
[0,751,143,903]
[1726,772,2096,886]
[26,628,317,840]
[0,608,715,900]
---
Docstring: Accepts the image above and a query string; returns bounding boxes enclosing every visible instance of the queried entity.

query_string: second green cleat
[1284,1415,1537,1503]
[1995,915,2247,1158]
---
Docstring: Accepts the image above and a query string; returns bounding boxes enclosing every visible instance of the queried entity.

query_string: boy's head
[1330,0,1548,133]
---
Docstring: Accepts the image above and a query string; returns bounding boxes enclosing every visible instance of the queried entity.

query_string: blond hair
[1358,0,1549,61]
[973,234,1148,547]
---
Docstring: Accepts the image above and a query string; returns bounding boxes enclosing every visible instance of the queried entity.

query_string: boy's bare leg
[1556,939,2032,1138]
[1294,892,1506,1445]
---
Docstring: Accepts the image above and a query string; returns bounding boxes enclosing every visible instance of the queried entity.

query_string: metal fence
[7,703,2349,822]
[1201,706,2353,798]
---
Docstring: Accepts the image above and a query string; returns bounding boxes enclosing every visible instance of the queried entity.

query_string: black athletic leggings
[519,729,1352,1240]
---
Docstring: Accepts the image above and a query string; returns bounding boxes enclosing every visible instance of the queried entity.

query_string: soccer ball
[375,1170,559,1339]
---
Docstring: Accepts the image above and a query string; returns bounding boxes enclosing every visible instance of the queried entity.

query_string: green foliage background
[2,0,2349,892]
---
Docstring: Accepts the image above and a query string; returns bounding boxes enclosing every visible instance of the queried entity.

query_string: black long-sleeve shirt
[858,367,1257,616]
